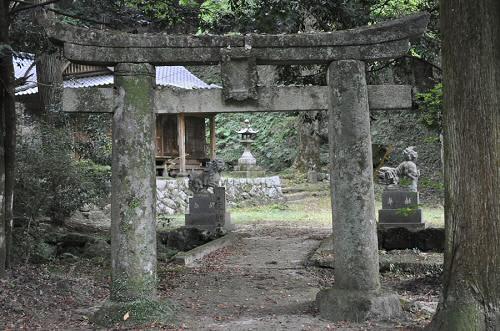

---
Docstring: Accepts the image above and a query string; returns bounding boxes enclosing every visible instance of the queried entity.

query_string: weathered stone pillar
[111,63,157,301]
[316,60,401,321]
[94,64,173,326]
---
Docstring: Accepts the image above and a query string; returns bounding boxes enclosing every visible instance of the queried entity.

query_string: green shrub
[417,83,443,132]
[76,160,111,205]
[15,121,111,223]
[70,113,112,166]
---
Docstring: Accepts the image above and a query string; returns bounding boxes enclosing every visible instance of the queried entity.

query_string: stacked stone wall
[156,176,283,215]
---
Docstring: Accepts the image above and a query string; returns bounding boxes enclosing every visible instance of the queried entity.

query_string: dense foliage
[15,120,110,223]
[214,112,297,171]
[417,83,443,133]
[70,113,113,166]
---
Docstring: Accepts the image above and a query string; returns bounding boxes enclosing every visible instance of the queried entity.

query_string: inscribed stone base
[316,288,401,322]
[185,212,233,232]
[378,189,425,230]
[381,190,419,209]
[185,188,233,232]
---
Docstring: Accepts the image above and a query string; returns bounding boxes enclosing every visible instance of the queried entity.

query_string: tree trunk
[429,1,500,329]
[0,0,16,273]
[36,51,64,113]
[294,111,323,172]
[35,4,64,115]
[3,57,15,269]
[0,85,5,278]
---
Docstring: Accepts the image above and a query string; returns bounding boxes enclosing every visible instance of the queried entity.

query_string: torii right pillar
[316,60,401,321]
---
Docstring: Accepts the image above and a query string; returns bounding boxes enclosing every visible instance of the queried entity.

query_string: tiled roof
[14,53,218,95]
[14,54,38,95]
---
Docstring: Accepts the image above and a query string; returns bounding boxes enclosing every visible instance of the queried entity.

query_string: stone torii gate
[45,13,429,322]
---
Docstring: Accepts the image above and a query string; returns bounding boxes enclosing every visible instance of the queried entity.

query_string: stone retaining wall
[156,176,283,215]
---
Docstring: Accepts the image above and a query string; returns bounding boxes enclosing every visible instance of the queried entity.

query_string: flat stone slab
[309,236,443,274]
[379,250,443,274]
[173,233,242,266]
[307,235,334,268]
[378,222,426,231]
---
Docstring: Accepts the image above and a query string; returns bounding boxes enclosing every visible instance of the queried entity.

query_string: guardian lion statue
[377,146,419,191]
[188,158,225,193]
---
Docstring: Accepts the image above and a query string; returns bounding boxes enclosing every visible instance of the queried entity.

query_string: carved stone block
[221,49,258,101]
[378,189,425,230]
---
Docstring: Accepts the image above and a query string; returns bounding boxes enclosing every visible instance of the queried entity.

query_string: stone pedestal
[233,145,265,178]
[378,190,425,230]
[317,59,400,321]
[229,168,266,178]
[185,187,233,232]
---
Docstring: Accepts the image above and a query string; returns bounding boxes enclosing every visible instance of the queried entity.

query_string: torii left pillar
[96,63,171,324]
[111,63,157,301]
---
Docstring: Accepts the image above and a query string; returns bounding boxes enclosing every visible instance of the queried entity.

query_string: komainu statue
[377,146,419,191]
[188,159,225,193]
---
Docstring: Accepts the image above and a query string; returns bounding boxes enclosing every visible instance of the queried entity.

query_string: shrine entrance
[46,12,429,321]
[155,113,215,177]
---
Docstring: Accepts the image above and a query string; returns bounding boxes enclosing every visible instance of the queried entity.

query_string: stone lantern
[233,119,265,177]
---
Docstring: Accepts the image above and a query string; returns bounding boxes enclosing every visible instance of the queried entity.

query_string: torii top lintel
[44,13,429,66]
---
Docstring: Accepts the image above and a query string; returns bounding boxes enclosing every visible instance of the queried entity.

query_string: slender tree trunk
[35,3,64,115]
[429,1,500,330]
[0,0,15,274]
[294,111,323,172]
[0,92,4,278]
[3,57,14,269]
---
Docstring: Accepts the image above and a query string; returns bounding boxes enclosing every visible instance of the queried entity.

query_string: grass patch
[422,205,445,228]
[158,196,444,229]
[232,196,444,228]
[231,199,332,226]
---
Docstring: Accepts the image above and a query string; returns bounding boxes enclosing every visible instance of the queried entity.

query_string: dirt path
[0,222,438,330]
[161,224,435,330]
[161,225,330,330]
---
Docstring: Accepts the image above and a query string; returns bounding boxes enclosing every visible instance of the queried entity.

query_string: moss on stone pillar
[110,63,157,302]
[317,60,401,321]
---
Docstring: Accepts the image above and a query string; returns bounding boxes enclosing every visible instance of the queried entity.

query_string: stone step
[284,192,311,202]
[284,190,329,202]
[282,187,306,194]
